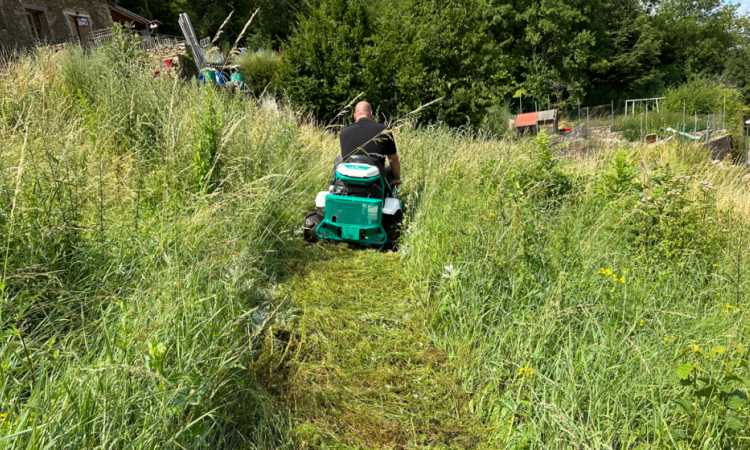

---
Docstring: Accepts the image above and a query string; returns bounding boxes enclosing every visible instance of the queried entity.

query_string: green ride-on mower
[304,155,404,249]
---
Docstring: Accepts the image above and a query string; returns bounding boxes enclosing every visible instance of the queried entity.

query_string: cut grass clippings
[263,244,486,448]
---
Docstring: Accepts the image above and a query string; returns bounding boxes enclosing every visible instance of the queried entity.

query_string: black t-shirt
[340,118,397,162]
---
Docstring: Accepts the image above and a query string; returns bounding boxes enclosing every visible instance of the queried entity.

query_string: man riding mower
[304,102,404,248]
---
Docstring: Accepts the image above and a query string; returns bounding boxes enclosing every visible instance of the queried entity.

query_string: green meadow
[2,47,750,449]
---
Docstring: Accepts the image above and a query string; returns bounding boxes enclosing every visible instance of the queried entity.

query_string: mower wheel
[382,212,403,251]
[304,210,323,243]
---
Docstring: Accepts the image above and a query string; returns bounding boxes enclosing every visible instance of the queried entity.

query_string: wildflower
[517,365,533,376]
[605,269,612,275]
[639,320,644,327]
[712,264,718,267]
[0,413,6,419]
[726,303,734,309]
[442,264,459,279]
[663,336,668,341]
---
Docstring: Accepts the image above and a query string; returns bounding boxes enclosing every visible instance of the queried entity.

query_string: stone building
[0,0,157,49]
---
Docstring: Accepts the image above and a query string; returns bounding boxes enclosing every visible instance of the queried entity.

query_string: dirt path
[265,245,485,449]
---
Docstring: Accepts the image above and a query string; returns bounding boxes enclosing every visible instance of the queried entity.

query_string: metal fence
[85,30,185,50]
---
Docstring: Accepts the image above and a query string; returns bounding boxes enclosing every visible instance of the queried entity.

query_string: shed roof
[515,112,538,128]
[537,109,557,121]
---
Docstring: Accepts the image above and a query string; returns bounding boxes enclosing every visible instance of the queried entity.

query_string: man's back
[340,118,397,162]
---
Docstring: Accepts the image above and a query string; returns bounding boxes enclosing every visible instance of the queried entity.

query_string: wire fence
[548,101,729,143]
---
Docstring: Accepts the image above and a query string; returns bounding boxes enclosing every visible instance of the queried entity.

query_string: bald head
[354,101,373,121]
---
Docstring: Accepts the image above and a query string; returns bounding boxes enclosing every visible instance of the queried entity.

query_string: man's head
[354,101,373,121]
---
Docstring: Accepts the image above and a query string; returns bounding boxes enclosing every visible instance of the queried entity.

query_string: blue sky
[735,0,750,13]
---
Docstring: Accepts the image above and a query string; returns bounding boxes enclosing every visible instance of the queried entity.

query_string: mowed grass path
[266,244,486,449]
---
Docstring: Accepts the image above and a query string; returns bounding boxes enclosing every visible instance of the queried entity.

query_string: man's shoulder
[345,118,387,132]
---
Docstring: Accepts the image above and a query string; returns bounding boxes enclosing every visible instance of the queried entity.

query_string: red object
[560,127,571,132]
[164,59,173,68]
[515,112,538,128]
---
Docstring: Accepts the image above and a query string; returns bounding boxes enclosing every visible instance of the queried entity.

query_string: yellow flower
[713,264,718,267]
[605,269,612,275]
[517,365,533,376]
[639,320,644,327]
[620,277,625,283]
[726,303,734,309]
[0,413,6,419]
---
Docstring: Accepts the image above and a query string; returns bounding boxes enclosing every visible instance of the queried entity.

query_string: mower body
[307,161,402,246]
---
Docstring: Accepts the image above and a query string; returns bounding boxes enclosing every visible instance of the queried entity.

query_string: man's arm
[388,153,401,180]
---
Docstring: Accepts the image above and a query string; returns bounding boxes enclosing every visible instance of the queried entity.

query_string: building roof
[515,112,538,128]
[108,3,159,28]
[537,109,557,122]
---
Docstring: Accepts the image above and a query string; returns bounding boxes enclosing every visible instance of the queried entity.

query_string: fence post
[611,100,614,130]
[694,112,697,137]
[683,99,686,130]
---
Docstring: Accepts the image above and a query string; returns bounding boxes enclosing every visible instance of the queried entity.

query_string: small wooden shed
[537,109,558,135]
[515,109,558,135]
[515,112,538,135]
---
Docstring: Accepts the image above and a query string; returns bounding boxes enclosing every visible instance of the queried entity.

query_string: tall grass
[400,130,750,447]
[0,46,334,448]
[4,44,750,449]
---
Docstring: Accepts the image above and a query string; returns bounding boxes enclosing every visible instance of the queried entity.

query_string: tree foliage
[277,0,750,124]
[120,0,750,125]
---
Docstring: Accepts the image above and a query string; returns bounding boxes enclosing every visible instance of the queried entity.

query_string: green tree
[280,0,372,120]
[651,0,744,85]
[588,0,663,101]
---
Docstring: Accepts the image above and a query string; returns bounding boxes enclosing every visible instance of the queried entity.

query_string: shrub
[480,103,512,138]
[236,50,282,96]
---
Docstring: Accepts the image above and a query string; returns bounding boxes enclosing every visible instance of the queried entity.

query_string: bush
[665,77,746,156]
[480,103,512,138]
[236,50,282,96]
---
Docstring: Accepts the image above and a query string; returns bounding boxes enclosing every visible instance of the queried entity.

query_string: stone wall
[704,134,732,161]
[146,42,197,79]
[0,0,35,47]
[0,0,112,48]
